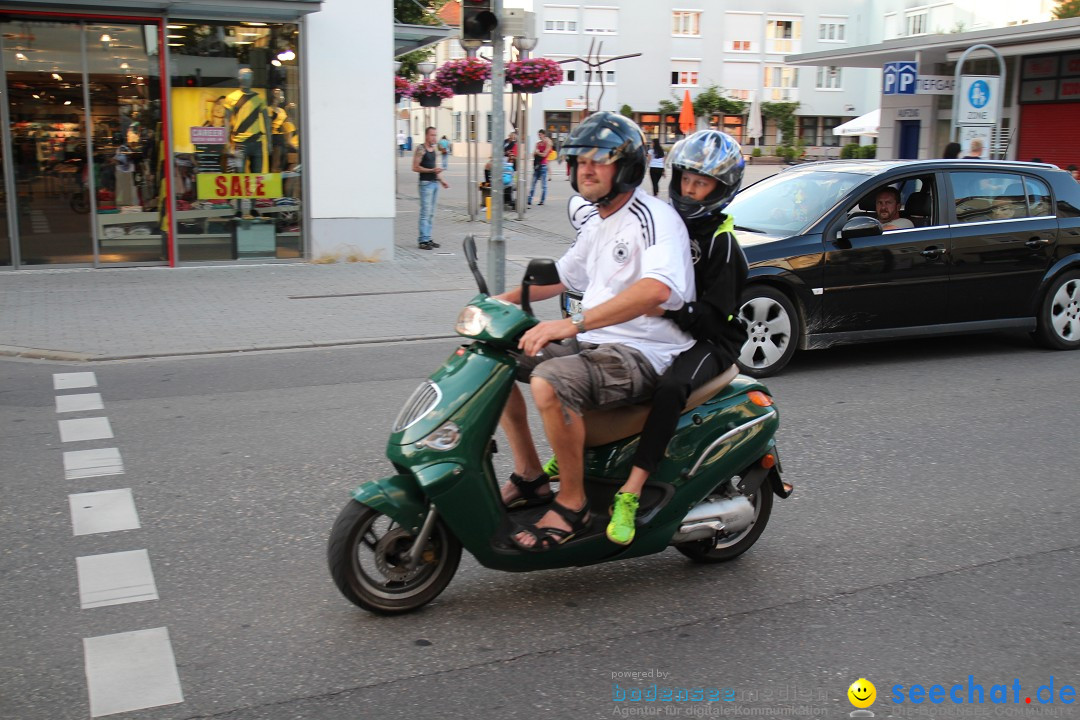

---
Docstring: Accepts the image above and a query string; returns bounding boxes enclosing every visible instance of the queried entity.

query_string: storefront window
[167,21,301,261]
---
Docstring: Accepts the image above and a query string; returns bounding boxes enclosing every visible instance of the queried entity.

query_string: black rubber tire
[675,488,774,564]
[736,285,800,378]
[327,501,461,615]
[1034,270,1080,351]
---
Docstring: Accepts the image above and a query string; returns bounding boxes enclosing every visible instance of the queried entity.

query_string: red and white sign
[1022,56,1058,79]
[1021,79,1057,103]
[1060,78,1080,101]
[1062,53,1080,78]
[190,126,228,145]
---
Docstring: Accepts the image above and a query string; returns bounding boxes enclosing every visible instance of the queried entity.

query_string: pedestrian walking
[412,126,449,250]
[438,135,451,170]
[647,139,665,196]
[397,131,407,158]
[528,129,553,206]
[942,142,961,159]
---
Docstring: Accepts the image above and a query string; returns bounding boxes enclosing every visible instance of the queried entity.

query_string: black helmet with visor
[667,129,744,220]
[560,111,647,206]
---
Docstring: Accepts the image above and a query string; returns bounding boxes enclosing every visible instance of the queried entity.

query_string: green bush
[840,143,861,159]
[751,147,762,158]
[858,144,877,159]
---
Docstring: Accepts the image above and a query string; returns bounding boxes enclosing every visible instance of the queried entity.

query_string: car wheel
[1035,270,1080,350]
[737,285,800,377]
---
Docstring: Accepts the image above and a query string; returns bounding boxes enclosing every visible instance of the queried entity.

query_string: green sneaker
[606,492,639,546]
[542,456,559,480]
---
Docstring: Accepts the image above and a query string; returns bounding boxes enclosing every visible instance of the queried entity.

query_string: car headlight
[416,422,461,451]
[455,305,491,337]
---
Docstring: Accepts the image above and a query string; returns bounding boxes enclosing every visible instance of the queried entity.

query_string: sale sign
[197,173,283,200]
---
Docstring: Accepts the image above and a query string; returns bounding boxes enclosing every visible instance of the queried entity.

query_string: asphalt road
[2,333,1078,720]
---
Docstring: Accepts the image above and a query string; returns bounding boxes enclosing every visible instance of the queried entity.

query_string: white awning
[833,109,879,137]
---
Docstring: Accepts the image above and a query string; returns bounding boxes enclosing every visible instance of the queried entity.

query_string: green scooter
[327,237,792,615]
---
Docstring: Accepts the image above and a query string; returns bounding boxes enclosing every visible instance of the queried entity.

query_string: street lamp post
[460,38,483,222]
[512,35,537,220]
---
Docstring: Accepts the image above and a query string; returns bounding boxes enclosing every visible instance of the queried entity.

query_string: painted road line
[53,372,98,390]
[76,550,158,609]
[58,417,114,443]
[63,448,125,480]
[56,393,105,413]
[69,489,140,536]
[83,627,184,717]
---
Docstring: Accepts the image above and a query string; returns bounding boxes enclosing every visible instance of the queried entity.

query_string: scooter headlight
[455,305,491,337]
[416,421,461,451]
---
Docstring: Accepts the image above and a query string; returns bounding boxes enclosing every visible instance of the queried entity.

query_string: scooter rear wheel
[675,489,773,563]
[327,501,461,615]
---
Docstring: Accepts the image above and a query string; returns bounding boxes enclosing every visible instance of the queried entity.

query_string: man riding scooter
[492,111,698,552]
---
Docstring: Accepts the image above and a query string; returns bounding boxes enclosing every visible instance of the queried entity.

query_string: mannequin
[268,88,296,173]
[222,68,269,173]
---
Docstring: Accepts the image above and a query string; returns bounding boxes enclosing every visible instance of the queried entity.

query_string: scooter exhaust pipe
[670,496,756,544]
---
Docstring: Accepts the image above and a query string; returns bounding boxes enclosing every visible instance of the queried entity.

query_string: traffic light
[462,0,498,42]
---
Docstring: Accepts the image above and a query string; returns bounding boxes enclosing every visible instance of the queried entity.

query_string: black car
[725,159,1080,376]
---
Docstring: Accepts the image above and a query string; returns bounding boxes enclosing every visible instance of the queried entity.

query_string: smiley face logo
[848,678,876,709]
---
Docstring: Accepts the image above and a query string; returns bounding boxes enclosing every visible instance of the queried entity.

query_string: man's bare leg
[498,384,548,505]
[514,377,588,548]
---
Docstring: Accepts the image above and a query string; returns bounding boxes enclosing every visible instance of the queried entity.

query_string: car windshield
[726,170,864,236]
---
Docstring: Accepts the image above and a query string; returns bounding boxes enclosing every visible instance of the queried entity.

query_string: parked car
[725,159,1080,376]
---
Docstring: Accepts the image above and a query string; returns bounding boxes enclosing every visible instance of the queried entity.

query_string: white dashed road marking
[83,627,184,717]
[69,489,141,536]
[63,448,125,480]
[58,417,114,443]
[76,550,159,609]
[56,393,105,413]
[53,371,98,390]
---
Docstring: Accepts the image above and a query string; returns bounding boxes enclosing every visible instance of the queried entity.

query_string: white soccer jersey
[556,188,696,373]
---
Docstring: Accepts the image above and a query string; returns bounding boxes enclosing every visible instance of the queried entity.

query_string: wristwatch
[570,312,587,333]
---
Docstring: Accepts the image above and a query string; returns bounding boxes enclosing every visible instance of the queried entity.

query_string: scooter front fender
[352,475,428,531]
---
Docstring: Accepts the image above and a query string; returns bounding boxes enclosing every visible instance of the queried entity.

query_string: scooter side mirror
[462,235,489,295]
[521,258,559,317]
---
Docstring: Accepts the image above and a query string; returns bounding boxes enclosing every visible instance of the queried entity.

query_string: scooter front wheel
[675,489,773,564]
[327,501,461,615]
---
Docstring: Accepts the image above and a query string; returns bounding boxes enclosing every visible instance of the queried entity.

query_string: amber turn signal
[761,453,776,469]
[747,390,773,407]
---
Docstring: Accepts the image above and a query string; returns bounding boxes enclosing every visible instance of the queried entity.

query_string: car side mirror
[521,258,559,316]
[839,216,883,243]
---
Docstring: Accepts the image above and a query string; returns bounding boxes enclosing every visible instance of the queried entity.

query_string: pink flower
[505,58,563,90]
[411,80,455,100]
[394,76,414,97]
[435,58,492,85]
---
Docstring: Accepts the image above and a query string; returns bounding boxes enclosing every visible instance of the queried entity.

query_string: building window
[816,66,842,89]
[799,116,818,145]
[766,18,801,53]
[906,11,927,36]
[543,6,579,33]
[453,113,462,142]
[486,113,492,143]
[672,11,700,36]
[822,117,841,147]
[583,7,618,34]
[168,19,303,262]
[764,65,798,101]
[818,21,846,42]
[732,40,752,51]
[584,69,616,84]
[563,68,576,83]
[671,60,701,86]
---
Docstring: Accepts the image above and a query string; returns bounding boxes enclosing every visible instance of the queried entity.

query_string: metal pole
[488,0,506,294]
[466,92,474,220]
[512,35,537,220]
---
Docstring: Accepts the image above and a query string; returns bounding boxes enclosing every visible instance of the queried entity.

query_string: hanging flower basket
[394,76,413,104]
[411,80,454,108]
[505,58,563,94]
[435,58,492,95]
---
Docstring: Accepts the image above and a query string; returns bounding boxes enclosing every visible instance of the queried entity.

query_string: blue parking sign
[883,62,918,95]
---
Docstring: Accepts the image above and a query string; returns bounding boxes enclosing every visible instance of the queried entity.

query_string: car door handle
[920,247,947,259]
[1025,237,1052,248]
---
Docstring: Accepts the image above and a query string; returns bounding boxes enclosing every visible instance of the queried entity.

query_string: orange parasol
[678,90,696,134]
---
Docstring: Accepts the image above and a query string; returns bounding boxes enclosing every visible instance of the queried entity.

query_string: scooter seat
[582,364,739,448]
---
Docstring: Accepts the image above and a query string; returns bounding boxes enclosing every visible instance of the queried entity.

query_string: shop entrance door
[0,18,165,267]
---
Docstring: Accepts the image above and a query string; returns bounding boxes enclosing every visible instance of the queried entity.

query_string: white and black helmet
[667,130,744,220]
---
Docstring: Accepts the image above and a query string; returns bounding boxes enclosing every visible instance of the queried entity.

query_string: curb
[0,335,460,362]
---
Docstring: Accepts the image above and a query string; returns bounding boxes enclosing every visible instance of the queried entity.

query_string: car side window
[1023,176,1054,218]
[844,175,936,228]
[950,171,1028,223]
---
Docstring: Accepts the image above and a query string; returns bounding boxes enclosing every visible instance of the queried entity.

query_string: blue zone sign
[883,62,918,95]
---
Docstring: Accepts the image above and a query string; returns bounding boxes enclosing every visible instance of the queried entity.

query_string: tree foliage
[761,101,800,143]
[395,0,449,26]
[396,49,436,80]
[692,85,747,117]
[1053,0,1080,18]
[619,104,634,118]
[658,99,679,115]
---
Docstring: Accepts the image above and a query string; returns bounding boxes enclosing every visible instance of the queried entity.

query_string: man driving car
[876,187,914,231]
